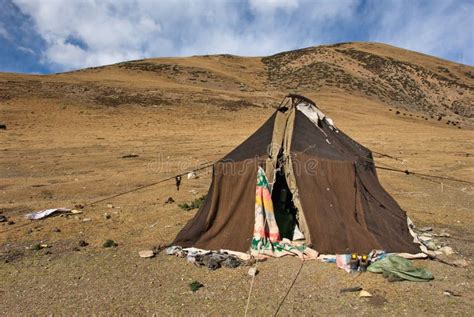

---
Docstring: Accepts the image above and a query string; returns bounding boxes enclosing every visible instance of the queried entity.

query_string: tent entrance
[271,168,298,240]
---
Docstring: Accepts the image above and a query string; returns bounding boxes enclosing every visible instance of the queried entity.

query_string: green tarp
[368,255,434,282]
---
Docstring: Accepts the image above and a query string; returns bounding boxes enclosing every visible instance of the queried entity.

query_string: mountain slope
[0,42,473,124]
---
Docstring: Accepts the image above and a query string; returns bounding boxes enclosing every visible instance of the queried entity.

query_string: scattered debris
[359,290,373,298]
[433,231,451,238]
[103,239,118,248]
[25,208,71,220]
[222,256,241,268]
[165,197,175,204]
[248,267,258,277]
[139,250,155,258]
[427,241,438,251]
[152,245,165,254]
[121,154,139,158]
[189,281,204,292]
[418,227,432,232]
[340,286,362,293]
[443,290,461,297]
[78,240,89,247]
[436,246,454,256]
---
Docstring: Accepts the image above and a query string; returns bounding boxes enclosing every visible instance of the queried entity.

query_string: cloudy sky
[0,0,473,74]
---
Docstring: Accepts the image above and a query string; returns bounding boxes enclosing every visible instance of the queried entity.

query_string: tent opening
[272,168,298,240]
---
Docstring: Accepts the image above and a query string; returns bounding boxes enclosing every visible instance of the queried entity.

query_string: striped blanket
[251,167,318,260]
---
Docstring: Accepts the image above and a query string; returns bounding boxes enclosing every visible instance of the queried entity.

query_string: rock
[78,240,89,247]
[359,290,372,298]
[165,197,175,204]
[248,267,258,277]
[104,213,111,220]
[0,215,7,222]
[70,209,83,214]
[427,241,438,251]
[82,218,92,222]
[418,227,432,232]
[418,234,433,243]
[443,290,461,297]
[187,172,198,179]
[52,227,61,233]
[139,250,155,258]
[436,246,454,256]
[106,204,114,209]
[7,220,14,225]
[0,123,6,130]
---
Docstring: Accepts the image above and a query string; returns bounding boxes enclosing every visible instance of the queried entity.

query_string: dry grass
[0,42,473,315]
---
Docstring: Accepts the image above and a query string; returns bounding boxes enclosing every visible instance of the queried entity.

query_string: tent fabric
[172,94,421,255]
[172,160,261,252]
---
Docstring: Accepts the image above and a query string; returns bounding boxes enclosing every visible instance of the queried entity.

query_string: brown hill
[1,42,472,123]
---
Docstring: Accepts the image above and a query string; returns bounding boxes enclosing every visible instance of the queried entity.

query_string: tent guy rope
[1,150,471,235]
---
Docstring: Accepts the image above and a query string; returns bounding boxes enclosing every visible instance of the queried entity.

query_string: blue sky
[0,0,473,74]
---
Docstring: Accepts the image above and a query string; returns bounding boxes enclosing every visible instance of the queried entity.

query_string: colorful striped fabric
[251,167,318,259]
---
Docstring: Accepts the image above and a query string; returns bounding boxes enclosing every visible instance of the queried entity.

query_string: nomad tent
[173,94,420,256]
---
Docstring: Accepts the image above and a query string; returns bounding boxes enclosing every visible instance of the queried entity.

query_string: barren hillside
[1,42,473,124]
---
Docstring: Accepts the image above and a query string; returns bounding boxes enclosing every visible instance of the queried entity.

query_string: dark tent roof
[173,94,420,254]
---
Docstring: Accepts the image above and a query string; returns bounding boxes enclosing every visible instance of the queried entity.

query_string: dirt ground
[1,91,472,315]
[1,43,473,315]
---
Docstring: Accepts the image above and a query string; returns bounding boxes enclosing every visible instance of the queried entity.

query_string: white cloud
[0,24,12,40]
[17,45,35,55]
[248,0,299,14]
[9,0,474,71]
[366,0,474,65]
